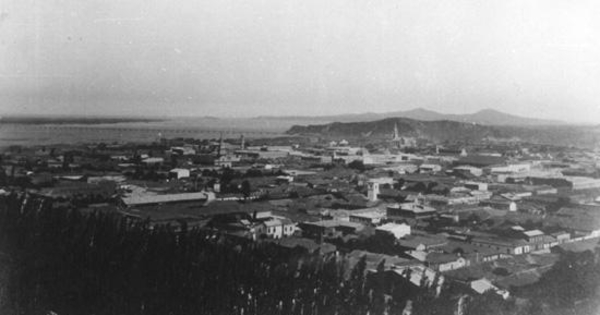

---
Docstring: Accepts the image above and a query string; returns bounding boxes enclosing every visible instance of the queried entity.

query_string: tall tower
[367,180,380,201]
[240,134,245,150]
[391,123,402,149]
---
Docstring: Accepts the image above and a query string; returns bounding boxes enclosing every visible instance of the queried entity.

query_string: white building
[142,157,164,165]
[464,181,488,191]
[263,218,295,239]
[453,166,483,177]
[376,223,411,239]
[419,164,442,173]
[169,168,190,179]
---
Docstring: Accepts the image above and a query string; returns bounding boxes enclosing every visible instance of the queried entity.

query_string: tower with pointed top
[391,122,402,149]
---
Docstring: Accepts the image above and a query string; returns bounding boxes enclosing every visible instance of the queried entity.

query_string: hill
[259,108,564,126]
[286,117,599,148]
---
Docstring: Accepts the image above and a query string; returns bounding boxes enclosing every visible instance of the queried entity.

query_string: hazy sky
[1,0,599,122]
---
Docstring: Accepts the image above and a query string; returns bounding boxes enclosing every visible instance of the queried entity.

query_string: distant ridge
[286,117,599,148]
[257,108,565,126]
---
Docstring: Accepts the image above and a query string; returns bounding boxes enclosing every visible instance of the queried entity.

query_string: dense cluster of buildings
[1,130,600,299]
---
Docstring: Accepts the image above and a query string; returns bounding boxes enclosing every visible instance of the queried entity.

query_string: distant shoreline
[0,116,165,125]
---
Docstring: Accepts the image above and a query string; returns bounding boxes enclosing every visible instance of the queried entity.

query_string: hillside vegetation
[287,117,600,148]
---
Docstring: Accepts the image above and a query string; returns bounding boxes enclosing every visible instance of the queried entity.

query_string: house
[455,155,507,168]
[169,168,190,179]
[440,240,504,264]
[489,162,532,174]
[387,202,437,221]
[299,220,364,240]
[464,181,488,191]
[375,222,411,239]
[120,191,214,209]
[419,164,442,173]
[470,278,509,299]
[263,218,295,239]
[453,166,483,177]
[421,253,468,272]
[397,234,448,251]
[349,211,386,225]
[215,155,240,168]
[170,146,196,156]
[550,231,570,244]
[470,236,530,255]
[142,157,164,165]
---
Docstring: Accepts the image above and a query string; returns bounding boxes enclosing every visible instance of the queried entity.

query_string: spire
[393,123,400,140]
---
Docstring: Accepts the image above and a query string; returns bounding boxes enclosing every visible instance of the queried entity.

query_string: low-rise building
[350,211,386,225]
[419,164,442,173]
[376,223,411,239]
[263,218,295,239]
[387,202,437,221]
[169,168,190,179]
[120,191,213,209]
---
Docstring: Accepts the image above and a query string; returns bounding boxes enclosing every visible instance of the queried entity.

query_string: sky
[1,0,599,122]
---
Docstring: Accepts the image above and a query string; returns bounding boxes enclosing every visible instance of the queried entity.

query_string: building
[464,181,488,191]
[387,202,437,221]
[170,146,196,156]
[349,211,386,225]
[470,236,530,255]
[299,220,364,240]
[420,253,468,272]
[470,278,509,299]
[390,123,417,149]
[263,218,295,239]
[489,162,532,174]
[120,192,214,209]
[367,178,394,201]
[564,176,600,191]
[169,168,190,179]
[215,155,241,168]
[142,157,164,165]
[453,166,483,177]
[419,164,442,173]
[375,222,411,239]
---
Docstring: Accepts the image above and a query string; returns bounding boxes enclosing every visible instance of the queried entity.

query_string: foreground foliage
[0,194,598,315]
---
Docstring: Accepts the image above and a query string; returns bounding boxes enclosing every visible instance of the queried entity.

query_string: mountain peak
[474,108,504,115]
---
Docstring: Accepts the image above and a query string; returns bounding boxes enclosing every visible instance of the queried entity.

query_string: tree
[241,180,251,198]
[348,160,365,171]
[370,259,387,315]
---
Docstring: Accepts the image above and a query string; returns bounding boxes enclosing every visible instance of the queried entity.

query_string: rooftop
[121,192,210,206]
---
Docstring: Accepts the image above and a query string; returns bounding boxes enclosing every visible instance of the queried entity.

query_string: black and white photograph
[0,1,599,314]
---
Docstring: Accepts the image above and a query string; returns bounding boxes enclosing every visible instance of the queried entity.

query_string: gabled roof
[523,230,544,237]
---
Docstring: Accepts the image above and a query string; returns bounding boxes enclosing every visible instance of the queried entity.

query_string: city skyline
[1,0,599,123]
